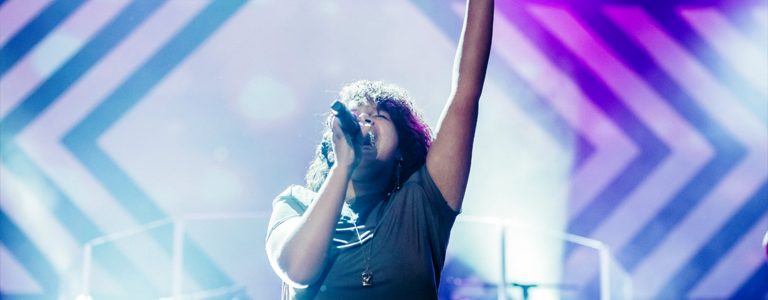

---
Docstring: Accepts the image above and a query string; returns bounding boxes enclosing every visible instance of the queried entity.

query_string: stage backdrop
[1,0,766,299]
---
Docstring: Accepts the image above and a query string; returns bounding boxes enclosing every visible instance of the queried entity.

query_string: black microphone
[330,100,361,137]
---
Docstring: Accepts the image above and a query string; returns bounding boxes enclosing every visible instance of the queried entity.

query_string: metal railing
[456,215,632,300]
[79,213,630,300]
[79,212,267,300]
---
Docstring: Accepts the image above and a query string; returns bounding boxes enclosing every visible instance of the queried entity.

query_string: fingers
[330,116,342,135]
[332,116,363,143]
[329,116,361,170]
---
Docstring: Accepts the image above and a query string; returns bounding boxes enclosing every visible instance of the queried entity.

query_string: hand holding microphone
[331,100,361,137]
[330,100,363,171]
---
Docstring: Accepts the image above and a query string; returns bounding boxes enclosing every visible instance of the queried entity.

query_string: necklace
[347,191,390,287]
[345,173,401,288]
[351,217,374,287]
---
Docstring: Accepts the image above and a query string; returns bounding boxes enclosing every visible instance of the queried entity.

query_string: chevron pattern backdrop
[1,0,766,299]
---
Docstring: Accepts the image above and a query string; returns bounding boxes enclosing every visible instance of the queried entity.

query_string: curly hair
[305,80,433,192]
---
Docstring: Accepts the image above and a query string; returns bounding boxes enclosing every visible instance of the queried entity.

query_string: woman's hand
[331,116,362,172]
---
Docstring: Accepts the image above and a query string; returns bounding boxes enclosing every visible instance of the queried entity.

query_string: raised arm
[426,0,493,211]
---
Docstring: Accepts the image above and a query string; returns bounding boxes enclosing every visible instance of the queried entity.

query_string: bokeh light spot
[237,76,297,125]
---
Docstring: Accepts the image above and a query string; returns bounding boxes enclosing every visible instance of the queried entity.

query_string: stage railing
[456,215,632,300]
[78,212,267,300]
[78,213,630,300]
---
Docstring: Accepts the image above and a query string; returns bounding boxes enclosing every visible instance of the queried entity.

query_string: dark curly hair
[305,80,433,192]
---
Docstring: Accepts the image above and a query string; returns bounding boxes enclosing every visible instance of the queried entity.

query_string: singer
[265,0,493,299]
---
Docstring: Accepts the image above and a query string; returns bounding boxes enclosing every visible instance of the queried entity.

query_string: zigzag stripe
[0,0,172,294]
[0,211,57,296]
[526,9,679,295]
[0,0,84,76]
[680,8,768,96]
[572,135,596,171]
[681,7,768,122]
[537,8,713,292]
[658,181,768,298]
[482,31,581,154]
[575,4,752,295]
[625,8,768,293]
[733,263,768,298]
[0,0,164,141]
[688,214,768,297]
[521,6,668,249]
[719,3,768,49]
[61,0,248,290]
[14,0,214,293]
[0,0,50,47]
[487,8,595,168]
[0,144,159,295]
[486,57,584,154]
[493,3,640,223]
[617,5,756,296]
[650,6,767,122]
[484,61,587,160]
[528,4,752,298]
[60,141,232,290]
[0,0,133,121]
[581,123,741,297]
[603,6,743,271]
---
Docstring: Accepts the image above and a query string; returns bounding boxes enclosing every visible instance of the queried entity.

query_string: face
[349,102,400,178]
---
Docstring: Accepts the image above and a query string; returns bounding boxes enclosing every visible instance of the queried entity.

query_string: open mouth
[362,132,375,147]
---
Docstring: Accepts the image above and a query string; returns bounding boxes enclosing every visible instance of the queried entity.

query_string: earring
[393,159,402,194]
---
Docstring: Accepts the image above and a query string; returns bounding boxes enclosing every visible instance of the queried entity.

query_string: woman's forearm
[451,0,494,99]
[271,165,351,286]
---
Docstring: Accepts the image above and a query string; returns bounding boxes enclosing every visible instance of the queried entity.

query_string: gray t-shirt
[266,165,460,299]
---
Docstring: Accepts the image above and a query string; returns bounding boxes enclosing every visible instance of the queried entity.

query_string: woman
[266,0,493,298]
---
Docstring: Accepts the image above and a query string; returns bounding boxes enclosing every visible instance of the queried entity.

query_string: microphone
[330,100,361,137]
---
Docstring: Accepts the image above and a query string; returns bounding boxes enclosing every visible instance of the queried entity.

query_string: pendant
[361,270,374,287]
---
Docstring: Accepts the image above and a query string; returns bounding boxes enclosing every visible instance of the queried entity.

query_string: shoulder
[401,165,461,214]
[266,185,316,241]
[400,165,445,201]
[402,164,437,190]
[273,185,317,212]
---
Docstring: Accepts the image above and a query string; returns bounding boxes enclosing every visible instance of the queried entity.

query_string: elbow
[269,249,320,288]
[283,260,321,288]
